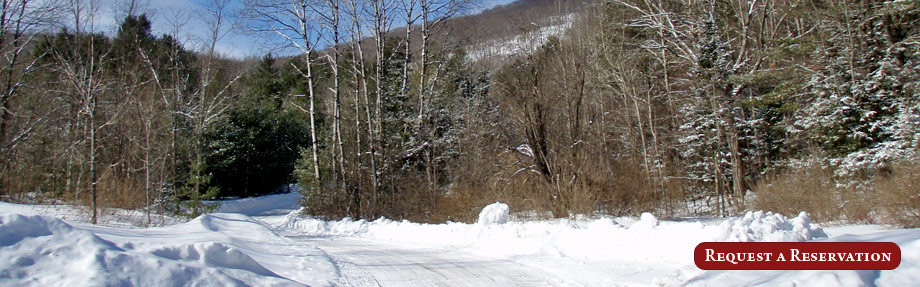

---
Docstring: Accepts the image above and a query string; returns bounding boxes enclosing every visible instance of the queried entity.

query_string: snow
[478,202,510,225]
[0,213,305,286]
[718,211,828,242]
[466,13,575,62]
[1,197,337,287]
[0,201,185,228]
[214,191,301,217]
[2,192,919,286]
[687,230,920,287]
[630,212,660,231]
[281,209,918,286]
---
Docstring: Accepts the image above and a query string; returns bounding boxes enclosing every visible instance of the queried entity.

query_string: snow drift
[0,213,297,287]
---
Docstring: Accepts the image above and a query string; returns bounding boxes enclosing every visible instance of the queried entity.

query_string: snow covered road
[292,235,560,287]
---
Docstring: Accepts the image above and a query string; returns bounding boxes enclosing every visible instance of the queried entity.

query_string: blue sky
[92,0,518,59]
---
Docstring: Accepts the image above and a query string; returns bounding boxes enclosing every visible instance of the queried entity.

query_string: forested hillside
[1,0,917,227]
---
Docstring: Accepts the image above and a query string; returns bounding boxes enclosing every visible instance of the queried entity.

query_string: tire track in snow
[286,235,560,287]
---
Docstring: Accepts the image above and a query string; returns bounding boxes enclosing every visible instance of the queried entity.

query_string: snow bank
[285,210,829,264]
[478,202,509,225]
[718,211,828,242]
[0,213,298,286]
[149,242,277,277]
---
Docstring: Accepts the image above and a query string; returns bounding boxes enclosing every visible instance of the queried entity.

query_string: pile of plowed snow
[718,211,827,242]
[0,211,339,287]
[0,214,296,286]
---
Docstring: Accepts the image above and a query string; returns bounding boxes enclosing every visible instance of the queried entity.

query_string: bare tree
[319,0,347,201]
[399,0,417,101]
[0,0,63,194]
[369,0,398,215]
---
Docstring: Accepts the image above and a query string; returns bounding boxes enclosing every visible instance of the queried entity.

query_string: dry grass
[751,162,920,225]
[753,165,864,223]
[876,162,920,227]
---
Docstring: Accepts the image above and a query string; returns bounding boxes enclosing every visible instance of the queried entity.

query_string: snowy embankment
[0,200,336,287]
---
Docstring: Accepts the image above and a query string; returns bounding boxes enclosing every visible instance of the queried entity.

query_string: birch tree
[245,0,322,184]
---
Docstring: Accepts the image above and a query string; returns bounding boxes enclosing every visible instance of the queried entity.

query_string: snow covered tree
[798,0,920,176]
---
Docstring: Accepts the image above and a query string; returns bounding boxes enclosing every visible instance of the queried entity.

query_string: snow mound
[718,211,828,242]
[0,213,300,287]
[478,202,509,225]
[629,212,659,231]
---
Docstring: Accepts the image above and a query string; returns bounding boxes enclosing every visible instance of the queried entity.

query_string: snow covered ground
[2,193,918,286]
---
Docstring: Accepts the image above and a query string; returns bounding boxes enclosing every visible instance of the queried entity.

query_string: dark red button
[694,242,901,270]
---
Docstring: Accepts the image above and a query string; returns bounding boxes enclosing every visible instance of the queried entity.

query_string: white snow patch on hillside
[466,13,575,61]
[478,202,510,225]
